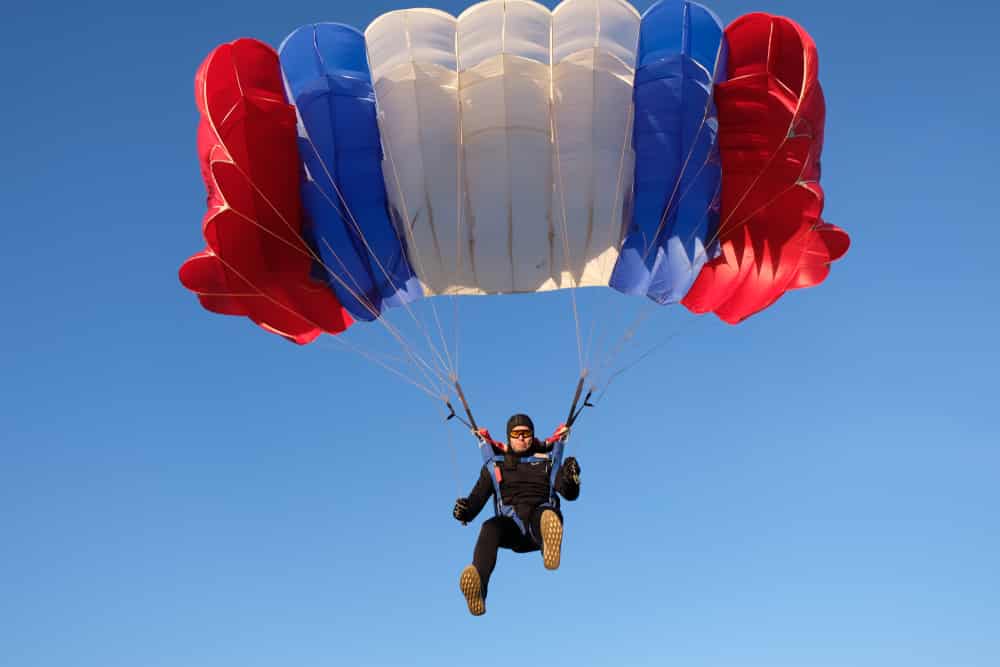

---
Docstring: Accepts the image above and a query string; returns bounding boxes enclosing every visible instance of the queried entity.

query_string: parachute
[180,0,850,400]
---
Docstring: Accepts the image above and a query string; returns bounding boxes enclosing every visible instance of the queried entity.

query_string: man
[452,413,582,616]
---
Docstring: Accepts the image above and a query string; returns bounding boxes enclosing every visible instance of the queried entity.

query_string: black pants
[472,506,563,598]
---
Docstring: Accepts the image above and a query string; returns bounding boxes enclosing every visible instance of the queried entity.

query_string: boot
[459,565,486,616]
[540,509,563,570]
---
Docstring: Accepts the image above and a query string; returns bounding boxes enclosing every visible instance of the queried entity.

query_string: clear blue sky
[2,1,998,665]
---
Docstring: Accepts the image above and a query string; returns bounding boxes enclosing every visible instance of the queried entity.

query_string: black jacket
[459,441,580,524]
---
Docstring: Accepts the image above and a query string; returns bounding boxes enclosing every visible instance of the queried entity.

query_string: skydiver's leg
[461,516,521,616]
[529,505,563,570]
[472,517,522,597]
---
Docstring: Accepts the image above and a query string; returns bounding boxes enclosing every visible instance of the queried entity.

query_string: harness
[474,432,567,536]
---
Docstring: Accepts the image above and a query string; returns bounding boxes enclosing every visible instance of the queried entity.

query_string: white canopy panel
[365,0,641,296]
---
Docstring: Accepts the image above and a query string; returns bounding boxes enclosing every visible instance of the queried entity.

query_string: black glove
[453,497,471,522]
[563,457,581,484]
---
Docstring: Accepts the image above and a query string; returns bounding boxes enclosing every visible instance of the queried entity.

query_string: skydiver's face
[509,428,533,453]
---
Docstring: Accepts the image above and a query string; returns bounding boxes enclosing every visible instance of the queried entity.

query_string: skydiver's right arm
[460,467,494,521]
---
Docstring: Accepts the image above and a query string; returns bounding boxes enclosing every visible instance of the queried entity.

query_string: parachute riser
[453,380,479,432]
[444,379,481,436]
[444,400,474,431]
[565,374,595,430]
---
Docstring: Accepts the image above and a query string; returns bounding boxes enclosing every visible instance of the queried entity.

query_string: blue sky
[2,1,998,665]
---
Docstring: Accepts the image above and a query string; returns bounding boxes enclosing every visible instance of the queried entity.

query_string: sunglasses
[509,430,534,440]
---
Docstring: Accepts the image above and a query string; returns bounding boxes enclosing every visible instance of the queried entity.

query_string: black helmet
[506,413,535,438]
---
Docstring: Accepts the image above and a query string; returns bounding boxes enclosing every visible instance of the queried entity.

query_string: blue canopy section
[279,23,421,322]
[610,0,727,304]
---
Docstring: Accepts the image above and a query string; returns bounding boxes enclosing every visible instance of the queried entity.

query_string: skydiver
[452,413,581,616]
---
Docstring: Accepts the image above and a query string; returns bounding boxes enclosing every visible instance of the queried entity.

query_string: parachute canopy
[180,0,849,343]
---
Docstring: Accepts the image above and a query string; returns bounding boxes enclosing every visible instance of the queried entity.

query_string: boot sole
[540,510,563,570]
[459,565,485,616]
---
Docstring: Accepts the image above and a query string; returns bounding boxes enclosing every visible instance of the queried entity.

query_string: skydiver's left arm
[555,457,581,501]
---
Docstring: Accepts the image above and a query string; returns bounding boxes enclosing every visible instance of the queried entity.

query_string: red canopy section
[683,13,850,324]
[178,39,351,344]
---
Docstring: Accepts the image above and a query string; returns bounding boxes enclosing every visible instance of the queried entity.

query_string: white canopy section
[365,0,640,296]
